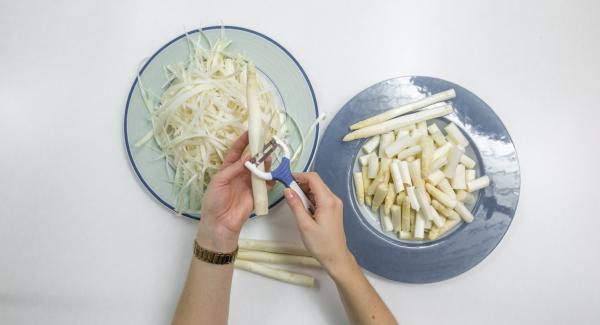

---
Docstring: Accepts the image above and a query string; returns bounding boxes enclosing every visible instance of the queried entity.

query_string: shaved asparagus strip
[349,89,456,130]
[235,260,315,287]
[343,105,453,141]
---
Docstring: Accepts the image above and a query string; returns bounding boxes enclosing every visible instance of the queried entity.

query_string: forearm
[329,252,397,325]
[172,221,239,325]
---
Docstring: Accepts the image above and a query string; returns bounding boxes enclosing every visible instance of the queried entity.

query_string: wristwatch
[193,240,238,265]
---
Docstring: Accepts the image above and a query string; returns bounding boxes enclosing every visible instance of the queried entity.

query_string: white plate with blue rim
[124,26,319,219]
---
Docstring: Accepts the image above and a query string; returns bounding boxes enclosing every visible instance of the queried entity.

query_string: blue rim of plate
[124,26,319,220]
[314,76,520,283]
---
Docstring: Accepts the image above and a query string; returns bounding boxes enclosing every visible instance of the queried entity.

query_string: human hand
[284,172,355,274]
[197,132,256,252]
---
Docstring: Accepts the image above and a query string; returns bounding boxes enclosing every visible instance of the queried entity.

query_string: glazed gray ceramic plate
[313,76,520,283]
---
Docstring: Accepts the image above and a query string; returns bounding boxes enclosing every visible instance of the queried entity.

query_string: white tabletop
[2,1,599,324]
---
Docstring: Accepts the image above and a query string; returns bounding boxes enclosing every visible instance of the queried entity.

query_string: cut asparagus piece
[454,201,474,223]
[384,183,396,216]
[367,154,379,179]
[391,204,402,232]
[362,135,380,153]
[456,190,476,205]
[371,183,388,210]
[408,159,424,188]
[407,186,420,211]
[445,123,469,147]
[399,160,412,186]
[390,160,405,193]
[443,145,465,178]
[451,164,467,190]
[420,136,434,177]
[426,183,457,209]
[467,175,490,192]
[353,172,365,205]
[379,132,395,158]
[427,170,445,185]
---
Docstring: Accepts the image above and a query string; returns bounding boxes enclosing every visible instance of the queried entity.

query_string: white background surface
[1,0,599,324]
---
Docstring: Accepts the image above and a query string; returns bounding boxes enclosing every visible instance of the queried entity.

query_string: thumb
[284,188,314,230]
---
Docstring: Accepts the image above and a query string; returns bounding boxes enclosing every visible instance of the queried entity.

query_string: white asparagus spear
[456,190,476,205]
[396,145,422,160]
[431,199,460,220]
[379,132,395,158]
[235,260,315,287]
[367,154,379,179]
[349,89,456,130]
[384,135,418,157]
[427,123,447,146]
[467,175,490,192]
[465,169,476,182]
[438,178,457,200]
[384,183,396,216]
[380,206,394,232]
[430,206,446,228]
[415,187,435,220]
[426,183,457,209]
[390,160,404,193]
[433,142,453,160]
[362,135,380,153]
[454,201,474,223]
[343,105,453,141]
[391,204,402,232]
[361,165,372,206]
[414,211,426,239]
[353,172,365,205]
[445,123,469,147]
[237,250,321,268]
[451,164,467,190]
[399,160,412,186]
[238,239,311,256]
[431,156,448,172]
[427,170,445,185]
[401,197,411,232]
[246,63,269,215]
[399,231,412,240]
[428,218,461,240]
[408,159,424,188]
[406,186,420,211]
[395,192,406,205]
[460,154,476,168]
[371,183,388,210]
[443,145,465,178]
[420,136,435,177]
[359,153,375,166]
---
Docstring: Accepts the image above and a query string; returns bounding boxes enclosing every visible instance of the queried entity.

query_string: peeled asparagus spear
[246,63,269,215]
[343,105,453,141]
[238,239,311,256]
[237,250,321,268]
[235,260,315,287]
[349,89,456,130]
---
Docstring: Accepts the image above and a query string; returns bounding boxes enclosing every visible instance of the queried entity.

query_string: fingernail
[284,188,294,199]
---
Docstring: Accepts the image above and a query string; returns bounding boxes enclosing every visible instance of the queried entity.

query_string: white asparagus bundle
[235,260,315,287]
[238,239,311,256]
[349,91,493,242]
[343,105,453,141]
[238,250,321,268]
[246,63,269,215]
[349,89,456,130]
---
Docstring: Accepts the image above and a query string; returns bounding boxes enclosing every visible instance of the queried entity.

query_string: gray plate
[313,76,520,283]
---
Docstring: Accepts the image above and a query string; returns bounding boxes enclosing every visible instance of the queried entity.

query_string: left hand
[196,132,256,252]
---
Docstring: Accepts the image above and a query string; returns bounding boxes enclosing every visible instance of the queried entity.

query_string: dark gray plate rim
[313,76,521,283]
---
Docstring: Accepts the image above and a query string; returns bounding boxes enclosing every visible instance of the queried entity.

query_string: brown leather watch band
[193,240,238,265]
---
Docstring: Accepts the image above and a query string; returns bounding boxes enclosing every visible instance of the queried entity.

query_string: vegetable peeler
[244,136,314,211]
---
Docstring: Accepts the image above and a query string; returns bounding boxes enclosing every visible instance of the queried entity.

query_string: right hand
[284,172,355,274]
